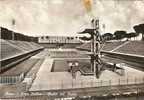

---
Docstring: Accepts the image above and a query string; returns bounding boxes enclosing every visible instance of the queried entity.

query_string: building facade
[38,36,81,44]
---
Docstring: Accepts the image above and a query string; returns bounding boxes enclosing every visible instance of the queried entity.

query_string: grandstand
[1,39,43,60]
[0,39,43,72]
[0,27,44,85]
[114,41,144,56]
[76,41,125,51]
[77,40,144,71]
[0,39,23,60]
[77,40,144,56]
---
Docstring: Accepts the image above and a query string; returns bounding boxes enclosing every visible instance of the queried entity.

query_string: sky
[0,0,144,36]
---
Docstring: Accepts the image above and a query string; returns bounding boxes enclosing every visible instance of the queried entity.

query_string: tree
[67,37,70,40]
[46,36,49,39]
[102,33,113,41]
[133,24,144,40]
[126,32,138,40]
[114,30,127,40]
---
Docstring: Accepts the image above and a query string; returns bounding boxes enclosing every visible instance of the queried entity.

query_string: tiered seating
[23,41,43,50]
[0,39,43,72]
[31,42,42,48]
[8,40,31,51]
[76,42,91,51]
[23,42,37,50]
[1,40,43,59]
[114,41,144,56]
[0,39,23,60]
[76,41,125,51]
[102,41,125,51]
[7,40,43,52]
[77,41,144,56]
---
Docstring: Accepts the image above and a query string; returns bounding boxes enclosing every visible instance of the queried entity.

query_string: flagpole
[12,19,15,40]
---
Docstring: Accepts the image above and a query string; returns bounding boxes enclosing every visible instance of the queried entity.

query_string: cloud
[0,0,144,36]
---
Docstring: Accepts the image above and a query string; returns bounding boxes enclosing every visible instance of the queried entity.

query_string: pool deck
[30,49,144,91]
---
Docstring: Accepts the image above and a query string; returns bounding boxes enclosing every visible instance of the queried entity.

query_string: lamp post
[12,19,15,40]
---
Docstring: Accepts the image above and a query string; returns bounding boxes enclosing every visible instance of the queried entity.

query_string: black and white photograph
[0,0,144,100]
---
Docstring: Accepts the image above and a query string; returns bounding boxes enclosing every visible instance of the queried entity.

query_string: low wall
[0,48,44,73]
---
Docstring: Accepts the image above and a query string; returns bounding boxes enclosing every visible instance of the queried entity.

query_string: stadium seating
[0,39,44,73]
[102,41,125,51]
[114,41,144,56]
[77,41,144,56]
[7,40,43,52]
[7,40,30,51]
[0,39,43,61]
[76,41,125,51]
[0,39,23,60]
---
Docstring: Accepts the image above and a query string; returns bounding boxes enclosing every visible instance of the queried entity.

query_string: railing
[29,77,144,91]
[0,48,43,73]
[1,77,144,99]
[0,77,144,99]
[0,73,24,84]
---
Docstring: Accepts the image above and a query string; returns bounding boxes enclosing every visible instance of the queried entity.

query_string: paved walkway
[30,58,54,90]
[30,64,144,91]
